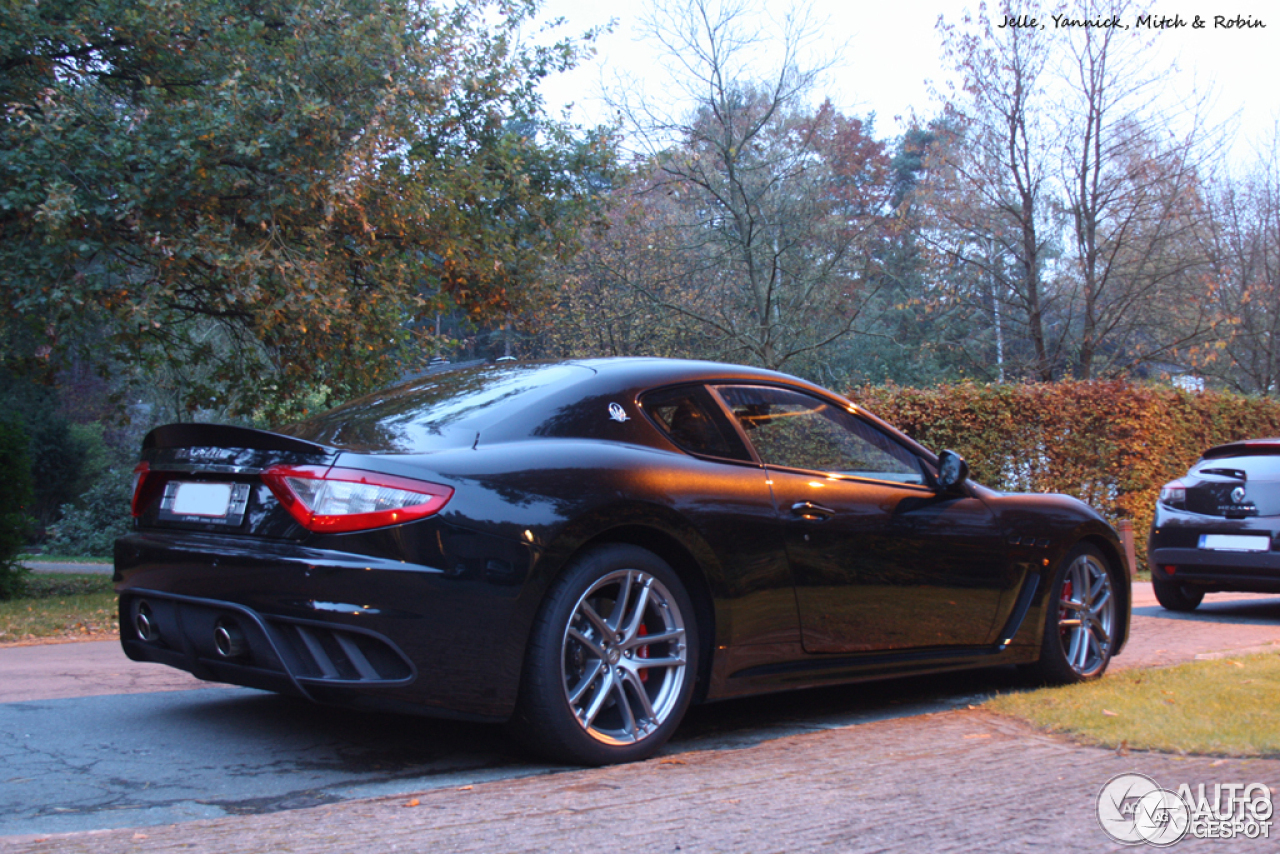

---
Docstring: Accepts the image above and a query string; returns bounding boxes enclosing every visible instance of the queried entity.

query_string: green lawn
[0,574,117,644]
[988,654,1280,756]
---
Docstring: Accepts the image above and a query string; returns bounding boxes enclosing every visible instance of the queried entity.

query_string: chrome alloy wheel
[560,568,688,745]
[1057,551,1116,678]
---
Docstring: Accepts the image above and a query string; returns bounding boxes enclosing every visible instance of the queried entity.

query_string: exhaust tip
[213,619,247,659]
[134,601,158,642]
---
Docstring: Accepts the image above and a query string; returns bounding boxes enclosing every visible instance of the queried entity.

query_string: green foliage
[2,0,613,413]
[0,418,34,599]
[856,381,1280,571]
[46,465,135,559]
[0,373,97,531]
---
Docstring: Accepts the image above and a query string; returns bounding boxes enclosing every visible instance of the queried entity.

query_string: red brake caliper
[1060,579,1074,638]
[638,624,649,682]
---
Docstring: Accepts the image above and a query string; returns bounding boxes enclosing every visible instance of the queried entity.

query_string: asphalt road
[3,583,1279,840]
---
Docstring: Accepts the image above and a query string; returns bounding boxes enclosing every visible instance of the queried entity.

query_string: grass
[0,573,117,645]
[19,553,113,564]
[988,654,1280,756]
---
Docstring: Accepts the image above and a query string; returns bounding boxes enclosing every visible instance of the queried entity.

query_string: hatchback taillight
[1158,480,1186,509]
[262,465,453,533]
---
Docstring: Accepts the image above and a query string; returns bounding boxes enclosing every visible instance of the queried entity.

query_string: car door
[713,384,1010,654]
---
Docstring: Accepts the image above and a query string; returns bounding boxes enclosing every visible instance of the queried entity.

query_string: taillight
[1158,480,1186,509]
[131,462,153,517]
[261,465,453,533]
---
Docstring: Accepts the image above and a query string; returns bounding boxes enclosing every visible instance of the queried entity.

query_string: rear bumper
[1148,547,1280,593]
[120,588,415,698]
[115,527,538,721]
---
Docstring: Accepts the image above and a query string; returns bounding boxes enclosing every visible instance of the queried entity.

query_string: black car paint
[116,358,1130,723]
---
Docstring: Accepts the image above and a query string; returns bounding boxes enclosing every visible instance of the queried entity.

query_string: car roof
[280,357,870,454]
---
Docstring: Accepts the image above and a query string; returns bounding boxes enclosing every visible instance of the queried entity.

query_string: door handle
[791,501,835,521]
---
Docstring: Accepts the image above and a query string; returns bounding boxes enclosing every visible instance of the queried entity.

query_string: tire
[509,544,698,766]
[1151,574,1204,612]
[1029,544,1120,683]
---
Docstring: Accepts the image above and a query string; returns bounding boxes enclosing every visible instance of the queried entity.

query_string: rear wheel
[510,544,698,766]
[1030,544,1119,683]
[1152,574,1204,611]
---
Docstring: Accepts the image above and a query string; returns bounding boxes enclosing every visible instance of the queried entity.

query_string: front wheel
[1030,544,1120,683]
[509,544,698,766]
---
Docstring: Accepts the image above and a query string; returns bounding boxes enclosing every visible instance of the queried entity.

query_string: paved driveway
[3,584,1279,852]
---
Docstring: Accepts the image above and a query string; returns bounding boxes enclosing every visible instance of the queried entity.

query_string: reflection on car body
[116,358,1129,765]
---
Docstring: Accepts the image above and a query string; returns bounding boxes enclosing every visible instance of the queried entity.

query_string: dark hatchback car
[116,358,1130,765]
[1150,438,1280,611]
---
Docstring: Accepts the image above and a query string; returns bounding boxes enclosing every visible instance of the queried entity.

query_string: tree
[596,0,894,372]
[1,0,612,413]
[1195,133,1280,394]
[923,0,1064,381]
[921,0,1218,381]
[1057,0,1217,378]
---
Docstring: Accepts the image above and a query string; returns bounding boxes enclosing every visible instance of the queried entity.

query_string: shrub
[0,418,34,599]
[45,465,135,559]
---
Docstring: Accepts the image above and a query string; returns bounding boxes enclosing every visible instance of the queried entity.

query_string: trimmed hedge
[852,381,1280,572]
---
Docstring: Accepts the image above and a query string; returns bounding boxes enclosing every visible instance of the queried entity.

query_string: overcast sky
[534,0,1276,168]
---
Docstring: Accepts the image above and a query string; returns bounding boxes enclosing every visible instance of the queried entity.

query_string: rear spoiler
[143,423,331,456]
[1203,439,1280,460]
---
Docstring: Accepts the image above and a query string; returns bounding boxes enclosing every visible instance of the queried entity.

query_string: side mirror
[936,449,969,492]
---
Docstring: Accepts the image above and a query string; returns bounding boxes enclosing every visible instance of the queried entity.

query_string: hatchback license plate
[1199,534,1271,552]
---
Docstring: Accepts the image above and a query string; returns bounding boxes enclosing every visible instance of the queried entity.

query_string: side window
[642,386,746,460]
[716,385,924,483]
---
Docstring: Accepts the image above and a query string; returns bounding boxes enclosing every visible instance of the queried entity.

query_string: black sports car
[1149,438,1280,611]
[116,358,1130,765]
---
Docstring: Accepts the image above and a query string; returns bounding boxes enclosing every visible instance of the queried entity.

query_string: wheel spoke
[567,659,604,705]
[578,600,612,642]
[620,580,653,642]
[1070,627,1089,669]
[633,653,685,671]
[609,672,638,739]
[606,570,635,632]
[580,667,616,728]
[567,625,607,660]
[623,626,683,650]
[621,668,658,724]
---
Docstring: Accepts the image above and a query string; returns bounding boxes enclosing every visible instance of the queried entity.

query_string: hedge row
[852,381,1280,571]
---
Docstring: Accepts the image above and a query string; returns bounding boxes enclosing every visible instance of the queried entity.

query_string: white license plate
[171,482,233,518]
[1199,534,1271,552]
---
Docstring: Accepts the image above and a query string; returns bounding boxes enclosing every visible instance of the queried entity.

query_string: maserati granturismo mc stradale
[116,358,1130,765]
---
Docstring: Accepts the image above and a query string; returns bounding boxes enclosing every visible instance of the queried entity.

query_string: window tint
[643,387,741,459]
[716,386,924,483]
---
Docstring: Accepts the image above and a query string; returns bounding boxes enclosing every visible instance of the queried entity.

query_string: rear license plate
[173,482,232,516]
[1199,534,1271,552]
[159,481,251,526]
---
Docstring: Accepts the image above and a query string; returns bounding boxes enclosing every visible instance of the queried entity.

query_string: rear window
[1192,455,1280,481]
[280,363,591,452]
